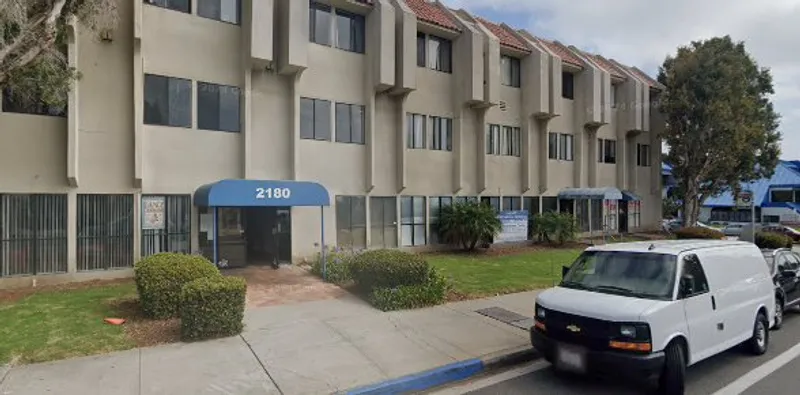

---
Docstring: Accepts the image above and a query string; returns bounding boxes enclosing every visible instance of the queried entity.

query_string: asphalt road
[432,309,800,395]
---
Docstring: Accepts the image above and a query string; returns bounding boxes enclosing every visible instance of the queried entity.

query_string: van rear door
[678,253,719,363]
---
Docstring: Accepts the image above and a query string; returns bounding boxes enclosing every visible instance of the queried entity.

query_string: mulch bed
[106,298,181,347]
[0,278,134,305]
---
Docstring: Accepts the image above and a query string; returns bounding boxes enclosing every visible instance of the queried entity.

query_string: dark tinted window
[144,74,192,127]
[335,10,365,53]
[197,82,241,132]
[300,98,331,140]
[562,72,574,99]
[197,0,240,24]
[145,0,191,13]
[679,254,709,297]
[335,103,365,144]
[309,1,332,45]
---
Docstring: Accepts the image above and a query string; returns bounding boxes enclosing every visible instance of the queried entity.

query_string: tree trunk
[683,180,700,227]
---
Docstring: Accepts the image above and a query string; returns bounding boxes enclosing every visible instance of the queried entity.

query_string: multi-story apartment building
[0,0,664,286]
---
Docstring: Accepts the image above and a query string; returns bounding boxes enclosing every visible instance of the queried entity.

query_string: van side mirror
[781,269,796,279]
[562,266,570,278]
[679,276,695,298]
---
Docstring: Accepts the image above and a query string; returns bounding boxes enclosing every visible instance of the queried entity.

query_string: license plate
[556,345,586,372]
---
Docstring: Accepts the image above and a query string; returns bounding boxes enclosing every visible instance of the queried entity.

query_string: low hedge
[349,249,430,292]
[673,226,725,240]
[369,269,449,311]
[309,247,360,285]
[180,276,247,341]
[134,253,221,319]
[754,231,793,249]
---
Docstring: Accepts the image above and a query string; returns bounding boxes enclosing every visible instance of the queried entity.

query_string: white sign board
[142,196,166,230]
[495,211,529,243]
[736,191,753,209]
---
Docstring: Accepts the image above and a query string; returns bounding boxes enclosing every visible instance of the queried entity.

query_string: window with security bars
[141,195,192,257]
[77,194,134,271]
[0,194,68,277]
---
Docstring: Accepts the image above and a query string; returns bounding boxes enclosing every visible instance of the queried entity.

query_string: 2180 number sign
[255,187,291,199]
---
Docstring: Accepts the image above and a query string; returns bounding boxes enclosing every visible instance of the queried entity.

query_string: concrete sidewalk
[0,290,540,395]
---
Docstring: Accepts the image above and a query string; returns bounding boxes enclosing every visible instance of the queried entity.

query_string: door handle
[711,295,717,310]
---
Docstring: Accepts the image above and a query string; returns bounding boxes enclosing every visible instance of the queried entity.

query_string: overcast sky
[443,0,800,159]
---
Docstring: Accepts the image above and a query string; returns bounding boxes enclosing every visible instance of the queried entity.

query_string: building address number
[255,187,292,199]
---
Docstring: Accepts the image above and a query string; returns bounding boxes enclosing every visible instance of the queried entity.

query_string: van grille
[545,309,614,350]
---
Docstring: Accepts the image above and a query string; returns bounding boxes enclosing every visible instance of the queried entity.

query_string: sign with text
[142,196,165,230]
[736,190,753,208]
[495,210,529,243]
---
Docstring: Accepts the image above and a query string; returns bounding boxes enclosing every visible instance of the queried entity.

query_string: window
[370,197,397,248]
[523,197,540,240]
[407,113,426,149]
[430,197,452,244]
[487,125,520,156]
[630,202,641,228]
[591,199,603,232]
[558,134,574,161]
[605,200,617,231]
[334,9,366,53]
[401,196,426,246]
[431,116,453,151]
[77,194,134,271]
[198,0,240,24]
[562,72,574,99]
[502,197,522,211]
[300,98,331,140]
[610,85,617,108]
[486,124,500,155]
[335,103,365,144]
[198,82,241,132]
[454,196,478,204]
[418,33,452,73]
[309,1,332,46]
[144,74,192,128]
[0,194,68,277]
[144,0,191,13]
[598,138,616,164]
[501,55,521,87]
[576,199,590,232]
[141,195,191,257]
[771,190,794,203]
[504,126,521,156]
[336,196,366,249]
[679,255,709,298]
[548,132,558,159]
[542,197,558,213]
[2,88,66,117]
[637,144,651,167]
[563,251,678,300]
[481,197,500,212]
[795,190,800,203]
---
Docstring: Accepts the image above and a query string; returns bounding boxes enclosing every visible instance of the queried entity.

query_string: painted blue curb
[346,359,485,395]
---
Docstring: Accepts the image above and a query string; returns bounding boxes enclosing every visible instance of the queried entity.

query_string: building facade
[0,0,664,287]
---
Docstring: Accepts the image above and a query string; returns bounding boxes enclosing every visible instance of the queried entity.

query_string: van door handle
[711,295,717,310]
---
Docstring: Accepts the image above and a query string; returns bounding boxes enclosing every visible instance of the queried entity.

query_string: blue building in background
[662,163,677,199]
[701,160,800,224]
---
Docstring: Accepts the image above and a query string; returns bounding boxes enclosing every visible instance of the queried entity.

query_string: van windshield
[560,251,678,300]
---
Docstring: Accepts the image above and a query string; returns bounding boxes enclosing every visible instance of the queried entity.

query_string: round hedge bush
[180,276,247,341]
[349,249,431,292]
[134,253,221,319]
[674,226,725,240]
[754,231,793,249]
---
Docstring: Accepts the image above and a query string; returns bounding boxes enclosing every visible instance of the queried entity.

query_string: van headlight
[620,325,637,338]
[535,305,546,320]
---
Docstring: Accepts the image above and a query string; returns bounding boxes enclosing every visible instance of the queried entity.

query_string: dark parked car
[762,225,800,242]
[762,248,800,329]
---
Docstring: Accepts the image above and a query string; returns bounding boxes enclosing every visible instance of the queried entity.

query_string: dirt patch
[0,278,134,305]
[106,297,181,347]
[226,265,352,308]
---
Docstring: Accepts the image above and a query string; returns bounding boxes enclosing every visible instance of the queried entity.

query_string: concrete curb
[343,346,540,395]
[0,364,10,386]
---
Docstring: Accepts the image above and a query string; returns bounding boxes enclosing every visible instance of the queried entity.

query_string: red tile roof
[587,54,626,79]
[539,40,584,68]
[406,0,460,32]
[475,18,530,53]
[629,66,662,88]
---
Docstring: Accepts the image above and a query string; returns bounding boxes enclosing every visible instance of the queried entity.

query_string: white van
[531,240,774,395]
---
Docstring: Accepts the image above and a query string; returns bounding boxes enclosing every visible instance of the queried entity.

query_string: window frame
[637,143,651,167]
[407,113,427,149]
[431,116,453,151]
[197,81,242,133]
[76,194,135,271]
[143,73,193,128]
[501,55,521,87]
[369,197,398,248]
[400,196,427,246]
[335,102,365,144]
[333,8,366,53]
[610,84,617,108]
[548,132,558,160]
[144,0,191,14]
[141,195,192,257]
[678,254,710,299]
[335,195,367,249]
[502,197,522,211]
[562,72,575,100]
[429,196,453,244]
[197,0,241,25]
[300,97,332,141]
[558,133,574,161]
[0,194,68,276]
[597,138,617,164]
[309,1,333,46]
[417,33,452,73]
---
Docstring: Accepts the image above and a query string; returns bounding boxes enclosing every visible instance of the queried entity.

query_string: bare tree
[0,0,118,108]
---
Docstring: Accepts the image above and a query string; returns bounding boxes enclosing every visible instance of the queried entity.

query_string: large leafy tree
[658,36,781,226]
[0,0,117,108]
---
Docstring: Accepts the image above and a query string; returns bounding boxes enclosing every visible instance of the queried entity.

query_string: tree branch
[0,14,49,63]
[0,0,69,81]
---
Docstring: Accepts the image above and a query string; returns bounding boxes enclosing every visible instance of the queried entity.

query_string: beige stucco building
[0,0,664,287]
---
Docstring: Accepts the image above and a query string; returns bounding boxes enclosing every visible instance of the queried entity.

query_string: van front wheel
[774,298,784,330]
[658,343,686,395]
[746,312,769,355]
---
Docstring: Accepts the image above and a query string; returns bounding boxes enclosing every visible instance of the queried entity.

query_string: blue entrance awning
[194,179,330,207]
[557,187,623,201]
[621,190,641,201]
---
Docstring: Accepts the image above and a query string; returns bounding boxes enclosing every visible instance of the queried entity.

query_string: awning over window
[621,190,642,201]
[557,187,623,201]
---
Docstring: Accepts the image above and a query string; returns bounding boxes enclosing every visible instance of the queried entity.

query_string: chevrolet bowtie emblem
[566,324,581,333]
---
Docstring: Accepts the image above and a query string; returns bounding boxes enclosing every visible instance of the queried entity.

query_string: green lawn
[427,248,583,297]
[0,283,138,365]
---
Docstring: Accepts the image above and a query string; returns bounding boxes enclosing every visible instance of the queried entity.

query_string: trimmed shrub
[438,201,502,251]
[134,253,221,319]
[754,231,793,249]
[532,212,579,244]
[673,226,724,240]
[369,269,449,311]
[309,246,360,285]
[180,276,247,341]
[349,249,430,292]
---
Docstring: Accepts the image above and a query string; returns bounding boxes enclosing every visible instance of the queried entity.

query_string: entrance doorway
[618,201,629,233]
[199,206,292,268]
